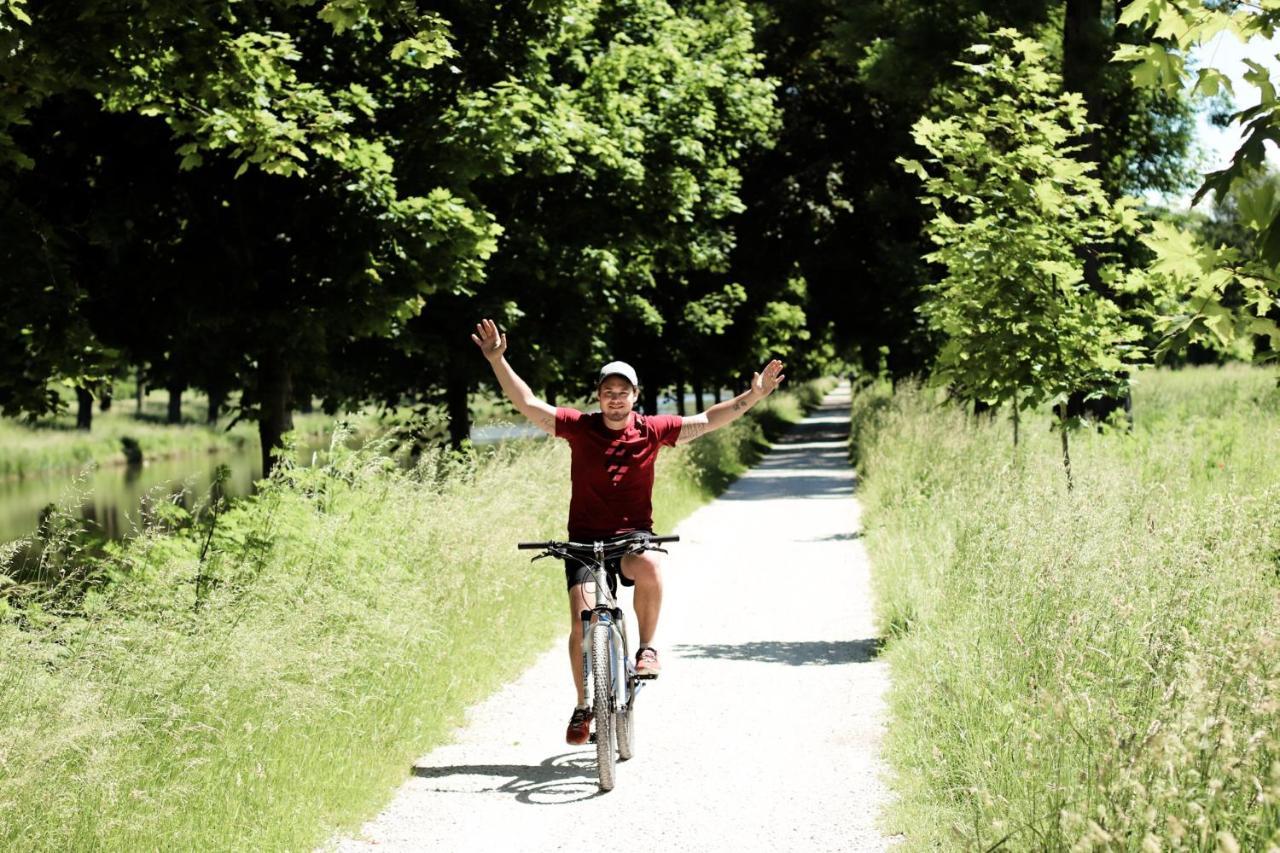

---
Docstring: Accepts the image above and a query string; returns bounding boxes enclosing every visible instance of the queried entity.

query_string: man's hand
[470,318,507,363]
[752,359,786,398]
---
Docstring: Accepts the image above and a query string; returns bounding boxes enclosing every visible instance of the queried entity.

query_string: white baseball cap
[597,360,639,387]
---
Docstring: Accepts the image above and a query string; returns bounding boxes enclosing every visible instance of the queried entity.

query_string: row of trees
[1,0,1255,474]
[2,0,787,472]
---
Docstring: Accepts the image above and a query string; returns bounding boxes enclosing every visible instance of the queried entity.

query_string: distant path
[330,383,895,851]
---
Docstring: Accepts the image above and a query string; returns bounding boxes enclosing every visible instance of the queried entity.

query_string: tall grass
[856,365,1280,850]
[0,381,829,851]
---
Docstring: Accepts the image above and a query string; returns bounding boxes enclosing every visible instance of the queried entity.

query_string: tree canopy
[0,0,1225,467]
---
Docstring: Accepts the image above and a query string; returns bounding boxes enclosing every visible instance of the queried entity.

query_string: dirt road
[331,384,894,851]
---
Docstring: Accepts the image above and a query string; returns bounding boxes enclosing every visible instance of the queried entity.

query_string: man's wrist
[729,389,755,414]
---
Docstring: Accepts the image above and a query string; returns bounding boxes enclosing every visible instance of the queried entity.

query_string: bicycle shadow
[409,751,605,805]
[672,638,882,665]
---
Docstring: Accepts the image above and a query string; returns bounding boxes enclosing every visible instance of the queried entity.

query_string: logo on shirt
[604,438,631,485]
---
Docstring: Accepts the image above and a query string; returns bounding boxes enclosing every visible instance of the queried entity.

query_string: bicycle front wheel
[591,622,616,791]
[616,702,635,761]
[616,623,635,761]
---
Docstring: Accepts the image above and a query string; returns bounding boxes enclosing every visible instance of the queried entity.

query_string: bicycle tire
[616,624,635,761]
[616,703,635,761]
[591,622,616,790]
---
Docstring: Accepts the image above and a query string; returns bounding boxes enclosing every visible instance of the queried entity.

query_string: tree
[2,2,504,472]
[721,1,1197,387]
[376,0,778,434]
[1115,1,1280,362]
[900,30,1147,484]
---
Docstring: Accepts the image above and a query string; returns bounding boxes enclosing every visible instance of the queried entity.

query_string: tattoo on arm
[731,396,749,412]
[538,414,555,435]
[677,420,709,445]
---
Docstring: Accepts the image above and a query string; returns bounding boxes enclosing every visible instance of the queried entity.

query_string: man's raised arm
[471,318,557,436]
[676,359,786,445]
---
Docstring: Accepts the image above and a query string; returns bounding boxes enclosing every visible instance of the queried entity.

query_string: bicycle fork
[581,607,638,714]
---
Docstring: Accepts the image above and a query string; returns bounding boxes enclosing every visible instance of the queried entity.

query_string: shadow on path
[719,399,855,501]
[410,752,604,805]
[803,531,862,542]
[673,639,882,665]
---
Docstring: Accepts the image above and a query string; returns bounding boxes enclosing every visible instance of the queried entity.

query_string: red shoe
[636,646,661,678]
[566,706,593,745]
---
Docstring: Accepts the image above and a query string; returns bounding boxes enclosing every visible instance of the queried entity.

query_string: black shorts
[563,530,654,593]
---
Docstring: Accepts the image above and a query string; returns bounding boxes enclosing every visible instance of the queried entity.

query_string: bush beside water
[0,380,831,851]
[855,366,1280,850]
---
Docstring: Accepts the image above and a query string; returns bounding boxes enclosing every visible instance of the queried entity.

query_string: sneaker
[566,706,593,745]
[635,646,661,678]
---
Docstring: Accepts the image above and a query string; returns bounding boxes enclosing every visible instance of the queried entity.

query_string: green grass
[855,365,1280,850]
[0,380,830,851]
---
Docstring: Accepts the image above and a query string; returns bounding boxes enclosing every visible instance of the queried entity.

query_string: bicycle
[518,532,679,791]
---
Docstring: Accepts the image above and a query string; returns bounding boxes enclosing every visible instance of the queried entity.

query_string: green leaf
[1142,221,1206,279]
[1233,178,1279,232]
[1153,7,1189,41]
[1204,311,1234,344]
[1260,209,1280,265]
[1192,67,1233,99]
[896,157,928,180]
[1248,316,1280,346]
[1243,59,1277,106]
[1117,0,1158,28]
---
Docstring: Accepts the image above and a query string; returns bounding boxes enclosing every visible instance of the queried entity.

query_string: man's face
[598,376,638,425]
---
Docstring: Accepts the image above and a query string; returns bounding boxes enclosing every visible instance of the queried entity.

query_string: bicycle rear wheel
[591,622,616,790]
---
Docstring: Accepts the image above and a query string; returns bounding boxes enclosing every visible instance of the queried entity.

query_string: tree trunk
[1064,0,1129,418]
[546,388,558,407]
[641,382,658,416]
[298,395,314,414]
[446,366,470,449]
[99,384,113,412]
[712,385,722,404]
[257,351,294,478]
[1062,0,1106,164]
[692,367,704,414]
[75,386,93,431]
[167,382,183,424]
[1057,404,1074,492]
[675,378,687,416]
[135,369,145,416]
[207,386,226,425]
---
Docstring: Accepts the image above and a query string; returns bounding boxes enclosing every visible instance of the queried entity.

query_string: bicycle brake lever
[531,553,552,562]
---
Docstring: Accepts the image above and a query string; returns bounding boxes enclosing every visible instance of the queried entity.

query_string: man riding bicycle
[471,318,785,744]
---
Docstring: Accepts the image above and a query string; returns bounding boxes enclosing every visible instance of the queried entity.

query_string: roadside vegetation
[0,379,830,851]
[854,366,1280,850]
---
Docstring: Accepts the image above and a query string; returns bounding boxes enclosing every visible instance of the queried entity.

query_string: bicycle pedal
[589,731,598,744]
[634,672,658,681]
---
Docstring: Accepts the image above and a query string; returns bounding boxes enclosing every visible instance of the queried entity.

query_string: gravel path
[330,384,895,852]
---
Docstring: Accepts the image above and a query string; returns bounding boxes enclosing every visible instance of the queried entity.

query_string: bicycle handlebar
[517,534,679,551]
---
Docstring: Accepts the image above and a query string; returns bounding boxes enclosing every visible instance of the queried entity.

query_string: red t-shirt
[555,408,684,539]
